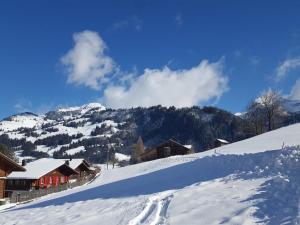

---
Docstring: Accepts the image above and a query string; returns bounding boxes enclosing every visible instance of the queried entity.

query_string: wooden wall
[140,149,158,162]
[0,161,8,199]
[0,179,5,199]
[157,140,190,158]
[140,140,190,162]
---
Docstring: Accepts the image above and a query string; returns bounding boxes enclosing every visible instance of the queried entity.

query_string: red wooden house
[6,158,78,193]
[0,152,25,199]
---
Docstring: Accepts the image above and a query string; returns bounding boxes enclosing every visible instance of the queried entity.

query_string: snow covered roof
[216,139,229,144]
[58,158,93,171]
[7,158,77,179]
[184,145,192,149]
[67,159,90,170]
[157,139,191,150]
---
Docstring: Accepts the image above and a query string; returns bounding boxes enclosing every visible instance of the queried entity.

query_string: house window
[7,180,13,186]
[60,176,64,183]
[49,177,52,184]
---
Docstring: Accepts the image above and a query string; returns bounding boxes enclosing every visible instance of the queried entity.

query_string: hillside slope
[0,104,250,162]
[1,123,300,224]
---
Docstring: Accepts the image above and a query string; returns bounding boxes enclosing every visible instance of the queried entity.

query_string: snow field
[1,123,300,224]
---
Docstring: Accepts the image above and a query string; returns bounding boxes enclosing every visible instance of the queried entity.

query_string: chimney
[65,160,70,166]
[21,159,27,167]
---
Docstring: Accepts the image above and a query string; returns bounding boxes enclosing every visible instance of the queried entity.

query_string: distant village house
[6,158,78,195]
[0,152,25,200]
[214,139,230,148]
[67,158,96,181]
[140,139,193,162]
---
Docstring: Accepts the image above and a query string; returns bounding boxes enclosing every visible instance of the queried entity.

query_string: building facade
[140,139,192,162]
[6,159,78,195]
[0,152,25,199]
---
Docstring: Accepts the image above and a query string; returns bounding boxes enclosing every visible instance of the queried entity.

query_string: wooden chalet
[0,152,25,199]
[140,139,192,162]
[67,159,95,180]
[214,139,229,148]
[6,158,78,194]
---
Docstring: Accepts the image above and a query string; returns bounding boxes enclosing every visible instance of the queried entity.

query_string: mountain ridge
[0,103,252,163]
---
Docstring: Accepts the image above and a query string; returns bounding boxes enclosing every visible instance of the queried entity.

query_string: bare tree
[257,89,285,131]
[131,136,145,164]
[245,100,265,135]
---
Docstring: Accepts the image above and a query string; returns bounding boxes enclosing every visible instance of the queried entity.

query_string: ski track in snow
[128,191,174,225]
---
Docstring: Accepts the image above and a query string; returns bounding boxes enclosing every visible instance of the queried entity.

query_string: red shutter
[45,176,49,186]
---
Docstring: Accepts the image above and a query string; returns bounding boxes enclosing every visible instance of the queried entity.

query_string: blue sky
[1,0,300,119]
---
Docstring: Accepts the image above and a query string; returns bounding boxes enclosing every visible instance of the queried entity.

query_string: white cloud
[111,15,143,32]
[233,50,242,59]
[275,57,300,81]
[62,31,229,108]
[103,60,228,108]
[290,78,300,100]
[249,56,260,66]
[61,30,116,90]
[175,13,183,27]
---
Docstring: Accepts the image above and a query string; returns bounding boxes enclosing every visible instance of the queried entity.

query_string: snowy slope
[282,98,300,113]
[1,124,300,224]
[0,103,117,157]
[1,103,255,161]
[212,123,300,155]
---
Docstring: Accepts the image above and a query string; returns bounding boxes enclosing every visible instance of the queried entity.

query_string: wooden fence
[8,173,97,203]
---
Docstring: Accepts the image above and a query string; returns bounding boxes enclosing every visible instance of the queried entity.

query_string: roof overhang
[0,152,25,172]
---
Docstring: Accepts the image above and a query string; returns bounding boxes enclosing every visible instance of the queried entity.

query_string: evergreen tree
[131,136,145,163]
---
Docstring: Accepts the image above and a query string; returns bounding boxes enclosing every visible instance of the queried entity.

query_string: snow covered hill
[282,98,300,113]
[1,123,300,224]
[0,104,250,162]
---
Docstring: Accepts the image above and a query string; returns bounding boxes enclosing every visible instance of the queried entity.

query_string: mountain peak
[57,102,105,113]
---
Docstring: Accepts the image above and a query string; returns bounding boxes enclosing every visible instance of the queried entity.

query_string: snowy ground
[1,124,300,224]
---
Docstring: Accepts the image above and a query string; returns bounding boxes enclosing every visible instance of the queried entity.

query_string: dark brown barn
[214,139,229,148]
[140,139,192,162]
[0,152,25,199]
[67,159,95,180]
[6,158,78,193]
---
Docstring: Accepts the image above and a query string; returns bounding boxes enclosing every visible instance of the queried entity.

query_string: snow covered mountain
[1,123,300,224]
[282,98,300,113]
[0,104,250,162]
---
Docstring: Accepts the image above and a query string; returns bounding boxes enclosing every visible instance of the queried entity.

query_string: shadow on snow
[7,148,300,224]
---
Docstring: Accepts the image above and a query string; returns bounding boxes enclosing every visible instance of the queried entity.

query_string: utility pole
[106,146,110,170]
[112,147,115,169]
